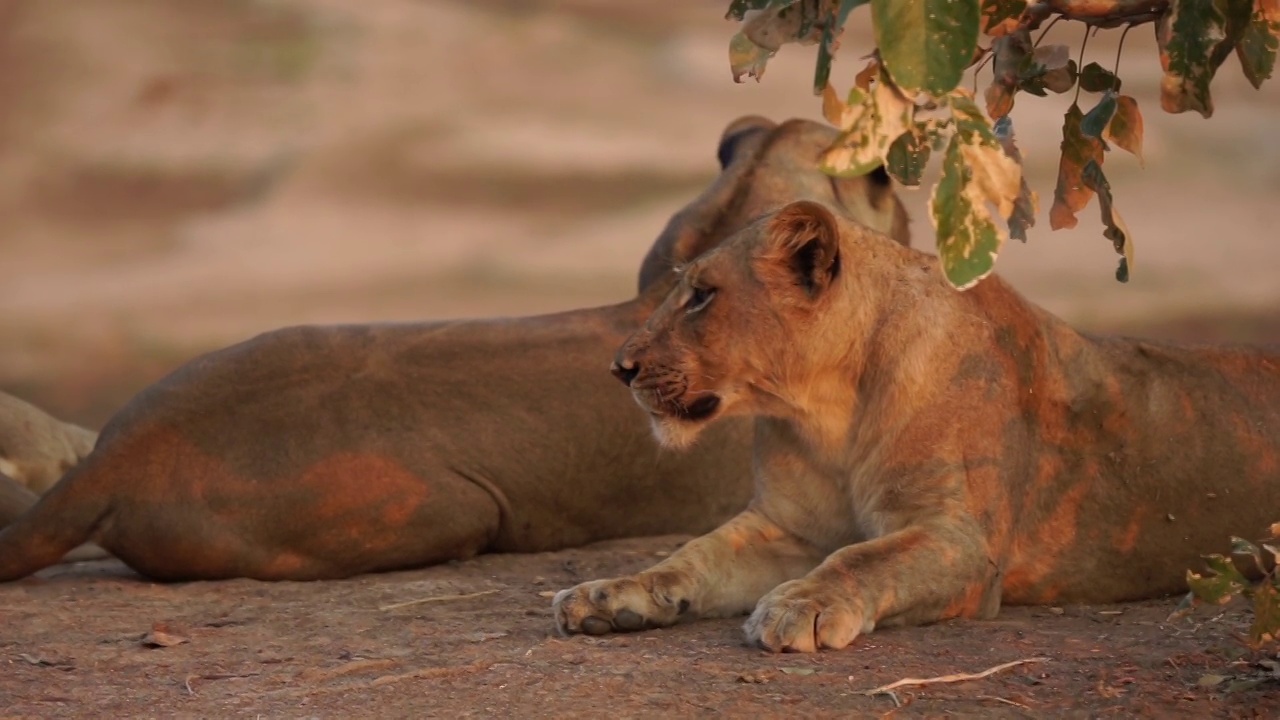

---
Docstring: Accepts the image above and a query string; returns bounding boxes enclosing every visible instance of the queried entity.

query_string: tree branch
[1027,1,1168,31]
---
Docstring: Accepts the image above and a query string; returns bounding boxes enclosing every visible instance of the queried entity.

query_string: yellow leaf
[855,57,881,90]
[820,71,914,175]
[873,72,914,144]
[822,83,845,125]
[960,140,1022,219]
[821,84,872,129]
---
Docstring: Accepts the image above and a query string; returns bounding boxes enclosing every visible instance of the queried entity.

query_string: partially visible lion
[554,200,1280,652]
[0,391,97,495]
[0,118,910,582]
[0,392,108,563]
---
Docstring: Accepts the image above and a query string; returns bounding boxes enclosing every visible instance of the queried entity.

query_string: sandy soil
[0,1,1278,716]
[4,537,1279,718]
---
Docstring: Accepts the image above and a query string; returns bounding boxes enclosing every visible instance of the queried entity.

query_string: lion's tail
[0,460,112,581]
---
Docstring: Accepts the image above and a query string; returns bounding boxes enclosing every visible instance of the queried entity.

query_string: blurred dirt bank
[0,0,1276,424]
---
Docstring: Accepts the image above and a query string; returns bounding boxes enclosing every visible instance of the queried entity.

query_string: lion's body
[0,118,910,582]
[554,201,1279,652]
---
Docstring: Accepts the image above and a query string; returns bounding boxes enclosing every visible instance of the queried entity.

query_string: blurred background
[0,0,1276,427]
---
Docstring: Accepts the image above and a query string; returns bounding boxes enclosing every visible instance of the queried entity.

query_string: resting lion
[553,200,1280,652]
[0,117,910,582]
[0,391,97,495]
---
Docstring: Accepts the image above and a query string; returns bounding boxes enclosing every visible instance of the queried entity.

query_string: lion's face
[615,201,855,448]
[636,117,909,296]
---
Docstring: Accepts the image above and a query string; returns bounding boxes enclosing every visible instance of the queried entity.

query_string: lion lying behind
[554,200,1280,652]
[0,118,910,582]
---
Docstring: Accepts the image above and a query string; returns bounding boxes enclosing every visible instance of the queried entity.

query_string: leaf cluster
[724,0,1279,289]
[1172,522,1280,649]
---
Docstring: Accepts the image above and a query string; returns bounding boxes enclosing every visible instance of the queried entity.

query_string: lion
[0,118,910,582]
[0,391,97,495]
[553,200,1280,652]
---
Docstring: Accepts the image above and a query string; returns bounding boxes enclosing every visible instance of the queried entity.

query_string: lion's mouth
[638,392,721,423]
[675,394,720,421]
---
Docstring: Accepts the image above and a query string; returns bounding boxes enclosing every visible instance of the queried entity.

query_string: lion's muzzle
[610,358,640,387]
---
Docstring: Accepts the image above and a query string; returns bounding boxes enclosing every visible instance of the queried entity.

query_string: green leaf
[1103,95,1145,166]
[1081,92,1118,137]
[1251,581,1280,644]
[820,71,914,176]
[1081,161,1135,283]
[994,116,1037,242]
[1231,535,1266,573]
[1186,554,1249,605]
[1157,0,1253,118]
[1049,104,1104,231]
[929,133,1004,290]
[885,123,932,186]
[731,0,829,82]
[814,1,872,94]
[872,0,981,96]
[1236,2,1280,89]
[730,31,776,82]
[980,0,1027,37]
[1078,61,1122,92]
[949,91,999,145]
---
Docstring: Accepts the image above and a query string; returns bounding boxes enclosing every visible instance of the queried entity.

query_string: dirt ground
[0,537,1276,718]
[1,1,1279,717]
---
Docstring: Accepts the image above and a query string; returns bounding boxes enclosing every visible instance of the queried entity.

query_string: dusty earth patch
[2,536,1278,718]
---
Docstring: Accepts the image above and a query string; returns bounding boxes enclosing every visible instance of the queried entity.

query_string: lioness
[554,200,1280,652]
[0,391,97,495]
[0,118,910,582]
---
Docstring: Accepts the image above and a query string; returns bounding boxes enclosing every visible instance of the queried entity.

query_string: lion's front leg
[553,508,825,636]
[745,518,999,652]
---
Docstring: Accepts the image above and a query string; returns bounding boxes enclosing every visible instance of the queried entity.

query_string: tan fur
[554,200,1280,652]
[0,392,97,494]
[0,118,910,581]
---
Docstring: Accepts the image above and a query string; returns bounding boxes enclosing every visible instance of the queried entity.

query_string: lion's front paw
[743,579,870,653]
[552,573,692,636]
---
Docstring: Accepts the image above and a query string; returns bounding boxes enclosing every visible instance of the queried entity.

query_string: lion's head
[636,116,910,297]
[614,200,908,449]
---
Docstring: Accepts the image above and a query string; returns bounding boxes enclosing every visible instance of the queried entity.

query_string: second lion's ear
[715,116,775,170]
[763,200,841,298]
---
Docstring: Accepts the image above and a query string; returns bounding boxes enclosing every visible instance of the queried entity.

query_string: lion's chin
[648,416,706,450]
[646,394,724,450]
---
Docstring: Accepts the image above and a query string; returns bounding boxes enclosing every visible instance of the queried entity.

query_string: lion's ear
[763,200,841,298]
[716,116,776,170]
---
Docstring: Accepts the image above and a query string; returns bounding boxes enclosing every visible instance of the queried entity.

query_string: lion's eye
[686,285,716,314]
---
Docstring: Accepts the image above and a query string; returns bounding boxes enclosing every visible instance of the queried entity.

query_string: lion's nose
[611,358,640,387]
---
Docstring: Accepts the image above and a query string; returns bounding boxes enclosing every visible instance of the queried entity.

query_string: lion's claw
[744,580,867,653]
[552,575,689,636]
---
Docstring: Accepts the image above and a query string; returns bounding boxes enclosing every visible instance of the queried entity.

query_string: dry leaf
[142,623,190,648]
[1103,95,1145,166]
